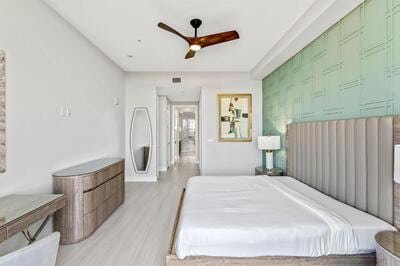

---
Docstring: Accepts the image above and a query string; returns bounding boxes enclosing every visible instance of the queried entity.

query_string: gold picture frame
[217,94,252,142]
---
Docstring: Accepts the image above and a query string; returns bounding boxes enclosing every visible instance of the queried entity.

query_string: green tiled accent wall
[262,0,400,170]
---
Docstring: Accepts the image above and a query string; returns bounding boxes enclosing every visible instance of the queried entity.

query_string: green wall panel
[343,7,360,38]
[326,24,341,69]
[342,35,361,86]
[262,0,400,170]
[394,9,400,68]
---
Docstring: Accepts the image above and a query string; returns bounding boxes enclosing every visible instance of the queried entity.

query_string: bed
[167,116,400,266]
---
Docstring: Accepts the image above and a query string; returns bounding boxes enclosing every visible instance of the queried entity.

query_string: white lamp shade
[258,136,280,150]
[395,145,400,184]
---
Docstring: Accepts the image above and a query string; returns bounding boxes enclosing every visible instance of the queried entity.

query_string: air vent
[172,77,181,83]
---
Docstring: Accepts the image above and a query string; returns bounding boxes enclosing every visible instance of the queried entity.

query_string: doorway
[172,105,199,165]
[157,98,200,174]
[156,86,201,177]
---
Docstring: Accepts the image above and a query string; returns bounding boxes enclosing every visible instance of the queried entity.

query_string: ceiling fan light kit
[189,44,201,51]
[158,19,239,59]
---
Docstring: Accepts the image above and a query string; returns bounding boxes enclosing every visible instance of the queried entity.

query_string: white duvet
[175,176,396,259]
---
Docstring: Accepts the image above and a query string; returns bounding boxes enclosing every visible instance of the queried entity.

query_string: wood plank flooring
[56,162,200,266]
[179,137,197,164]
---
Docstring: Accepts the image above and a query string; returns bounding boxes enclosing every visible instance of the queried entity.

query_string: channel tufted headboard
[286,116,400,228]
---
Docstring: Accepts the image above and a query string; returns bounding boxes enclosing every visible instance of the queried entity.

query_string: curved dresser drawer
[81,160,124,191]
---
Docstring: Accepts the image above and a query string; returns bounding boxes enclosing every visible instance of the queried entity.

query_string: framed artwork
[0,50,5,172]
[217,94,252,142]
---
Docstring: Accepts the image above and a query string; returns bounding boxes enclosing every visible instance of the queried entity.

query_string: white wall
[0,0,125,254]
[125,73,158,182]
[125,72,262,180]
[200,77,262,176]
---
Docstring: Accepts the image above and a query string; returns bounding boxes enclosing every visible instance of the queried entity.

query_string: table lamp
[258,136,280,171]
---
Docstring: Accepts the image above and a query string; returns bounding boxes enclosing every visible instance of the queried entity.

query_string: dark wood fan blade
[158,22,189,43]
[185,49,196,59]
[192,30,239,48]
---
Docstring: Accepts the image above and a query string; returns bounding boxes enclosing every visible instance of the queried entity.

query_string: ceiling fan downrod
[190,19,202,37]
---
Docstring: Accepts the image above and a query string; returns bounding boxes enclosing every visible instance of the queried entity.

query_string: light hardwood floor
[179,137,197,164]
[56,162,200,266]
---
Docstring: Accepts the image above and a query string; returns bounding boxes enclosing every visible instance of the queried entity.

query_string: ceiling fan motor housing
[190,19,202,29]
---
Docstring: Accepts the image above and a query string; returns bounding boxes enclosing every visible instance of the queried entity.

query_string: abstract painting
[218,94,252,142]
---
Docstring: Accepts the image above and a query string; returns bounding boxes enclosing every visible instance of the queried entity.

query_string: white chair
[0,232,60,266]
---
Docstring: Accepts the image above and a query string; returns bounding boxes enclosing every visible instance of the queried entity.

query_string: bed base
[166,190,376,266]
[166,254,376,266]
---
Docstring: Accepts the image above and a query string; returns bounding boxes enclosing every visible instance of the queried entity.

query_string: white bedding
[175,176,396,259]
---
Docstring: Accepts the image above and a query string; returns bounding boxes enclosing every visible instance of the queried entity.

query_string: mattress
[175,176,396,259]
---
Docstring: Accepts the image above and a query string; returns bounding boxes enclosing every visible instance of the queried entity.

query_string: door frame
[170,103,200,165]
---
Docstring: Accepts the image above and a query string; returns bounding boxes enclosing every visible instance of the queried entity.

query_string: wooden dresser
[53,158,125,244]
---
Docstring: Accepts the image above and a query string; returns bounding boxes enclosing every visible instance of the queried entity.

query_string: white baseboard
[159,166,168,172]
[125,176,158,182]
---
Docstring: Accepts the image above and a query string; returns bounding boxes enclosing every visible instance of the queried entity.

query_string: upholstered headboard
[286,116,400,228]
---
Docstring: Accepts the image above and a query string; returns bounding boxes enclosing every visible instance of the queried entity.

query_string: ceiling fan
[158,19,240,59]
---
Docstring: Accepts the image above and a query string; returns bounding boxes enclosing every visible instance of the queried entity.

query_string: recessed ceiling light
[137,39,142,43]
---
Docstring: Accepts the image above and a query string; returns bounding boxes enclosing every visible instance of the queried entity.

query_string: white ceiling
[43,0,318,72]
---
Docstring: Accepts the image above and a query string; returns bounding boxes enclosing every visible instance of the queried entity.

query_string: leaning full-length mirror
[130,108,152,174]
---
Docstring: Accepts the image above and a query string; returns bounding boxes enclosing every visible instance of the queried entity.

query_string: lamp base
[265,151,274,171]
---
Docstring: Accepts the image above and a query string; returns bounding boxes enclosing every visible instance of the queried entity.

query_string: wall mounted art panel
[263,0,400,170]
[218,94,252,142]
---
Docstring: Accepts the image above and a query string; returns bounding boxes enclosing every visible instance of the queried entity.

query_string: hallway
[57,163,200,266]
[179,136,197,164]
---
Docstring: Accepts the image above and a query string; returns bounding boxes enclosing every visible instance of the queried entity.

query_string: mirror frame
[129,107,152,174]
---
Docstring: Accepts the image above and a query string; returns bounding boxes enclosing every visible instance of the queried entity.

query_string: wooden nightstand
[376,231,400,266]
[255,167,284,176]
